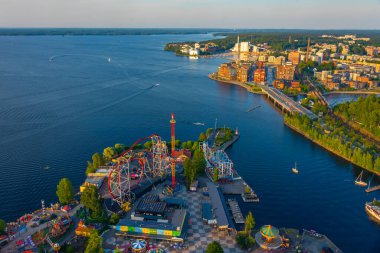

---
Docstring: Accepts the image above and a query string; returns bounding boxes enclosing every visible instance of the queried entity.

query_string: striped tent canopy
[260,225,279,239]
[131,239,147,251]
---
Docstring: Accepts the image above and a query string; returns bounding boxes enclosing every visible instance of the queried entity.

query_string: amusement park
[0,114,342,253]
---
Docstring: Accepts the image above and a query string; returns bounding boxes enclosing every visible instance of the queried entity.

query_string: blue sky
[0,0,379,29]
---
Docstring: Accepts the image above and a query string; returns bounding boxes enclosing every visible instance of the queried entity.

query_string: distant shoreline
[0,28,228,36]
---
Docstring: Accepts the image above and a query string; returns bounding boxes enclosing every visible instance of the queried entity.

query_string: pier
[366,185,380,193]
[227,199,245,224]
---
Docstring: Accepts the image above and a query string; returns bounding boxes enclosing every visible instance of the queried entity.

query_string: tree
[86,153,104,175]
[183,158,195,189]
[192,149,206,175]
[114,143,125,154]
[81,186,102,218]
[213,169,219,183]
[0,219,6,234]
[191,141,199,151]
[114,247,122,253]
[109,213,120,225]
[244,211,255,234]
[205,241,224,253]
[38,244,44,253]
[144,141,152,150]
[85,230,104,253]
[56,178,75,205]
[103,147,115,161]
[199,132,207,142]
[236,231,255,250]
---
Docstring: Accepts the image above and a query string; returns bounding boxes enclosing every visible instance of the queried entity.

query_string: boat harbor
[227,199,245,224]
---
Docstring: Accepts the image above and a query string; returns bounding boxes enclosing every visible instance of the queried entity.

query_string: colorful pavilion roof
[260,225,279,239]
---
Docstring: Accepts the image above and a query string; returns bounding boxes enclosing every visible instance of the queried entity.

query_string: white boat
[155,83,160,87]
[108,57,111,63]
[355,171,367,187]
[193,122,205,126]
[292,162,299,174]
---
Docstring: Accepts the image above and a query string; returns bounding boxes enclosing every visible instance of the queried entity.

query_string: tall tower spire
[237,34,240,63]
[170,113,176,190]
[305,37,311,62]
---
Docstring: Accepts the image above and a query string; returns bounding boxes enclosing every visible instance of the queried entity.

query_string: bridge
[256,84,317,120]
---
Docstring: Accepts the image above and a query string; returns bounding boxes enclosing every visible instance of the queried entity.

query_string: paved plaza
[102,184,244,253]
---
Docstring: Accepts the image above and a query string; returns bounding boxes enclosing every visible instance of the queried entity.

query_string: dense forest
[334,95,380,142]
[284,113,380,174]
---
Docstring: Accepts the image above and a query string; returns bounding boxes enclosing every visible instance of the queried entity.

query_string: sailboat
[355,171,367,187]
[292,162,299,174]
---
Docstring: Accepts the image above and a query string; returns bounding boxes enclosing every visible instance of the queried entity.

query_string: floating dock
[366,185,380,193]
[227,199,244,224]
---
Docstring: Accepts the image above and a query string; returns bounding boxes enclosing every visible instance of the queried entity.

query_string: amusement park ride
[107,114,177,210]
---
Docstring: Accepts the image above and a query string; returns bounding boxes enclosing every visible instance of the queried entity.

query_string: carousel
[131,239,147,253]
[255,225,283,250]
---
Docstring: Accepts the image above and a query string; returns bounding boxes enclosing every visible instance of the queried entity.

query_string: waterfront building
[254,68,266,84]
[188,48,199,56]
[276,65,295,80]
[180,45,191,54]
[218,63,234,80]
[236,64,251,82]
[288,51,300,65]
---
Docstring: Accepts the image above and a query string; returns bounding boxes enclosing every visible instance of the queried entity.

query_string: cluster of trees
[215,128,234,146]
[86,143,128,175]
[349,45,367,55]
[0,219,6,235]
[236,212,255,249]
[285,113,380,173]
[81,185,105,221]
[334,95,380,141]
[184,149,207,189]
[85,230,104,253]
[316,61,335,72]
[298,60,317,76]
[206,241,224,253]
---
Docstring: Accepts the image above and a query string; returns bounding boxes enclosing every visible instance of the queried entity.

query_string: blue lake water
[0,34,379,252]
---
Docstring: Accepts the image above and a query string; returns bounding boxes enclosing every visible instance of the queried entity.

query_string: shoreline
[284,121,380,177]
[324,90,380,95]
[208,73,265,94]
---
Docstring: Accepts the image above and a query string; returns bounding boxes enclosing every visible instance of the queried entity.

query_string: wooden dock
[366,185,380,193]
[227,199,245,224]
